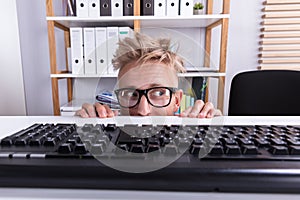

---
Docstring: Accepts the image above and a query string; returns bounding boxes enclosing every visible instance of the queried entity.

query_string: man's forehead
[118,62,177,77]
[117,62,178,88]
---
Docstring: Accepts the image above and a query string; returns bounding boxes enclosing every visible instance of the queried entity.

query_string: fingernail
[99,112,107,118]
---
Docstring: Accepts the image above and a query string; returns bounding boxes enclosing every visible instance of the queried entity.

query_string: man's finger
[179,106,193,117]
[188,100,205,118]
[75,109,89,118]
[94,103,109,118]
[198,102,214,118]
[113,110,119,116]
[103,104,115,118]
[82,103,97,117]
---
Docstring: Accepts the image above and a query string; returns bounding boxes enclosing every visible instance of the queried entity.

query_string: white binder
[111,0,123,16]
[95,27,108,75]
[118,27,134,40]
[76,0,89,18]
[83,28,96,74]
[154,0,166,17]
[107,27,119,74]
[88,0,100,17]
[70,28,84,74]
[180,0,193,16]
[166,0,179,16]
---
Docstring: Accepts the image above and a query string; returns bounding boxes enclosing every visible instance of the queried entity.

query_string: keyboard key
[130,144,145,153]
[208,145,224,155]
[270,138,286,146]
[286,138,300,146]
[225,145,241,155]
[58,143,72,154]
[253,138,269,147]
[82,139,92,149]
[116,144,129,152]
[90,143,105,155]
[164,144,179,155]
[105,124,117,131]
[81,124,93,132]
[29,137,44,146]
[66,138,78,146]
[236,138,253,145]
[269,145,289,155]
[192,138,203,145]
[242,145,259,155]
[74,144,88,154]
[146,144,160,153]
[91,124,105,134]
[189,144,203,155]
[43,138,58,147]
[15,138,28,146]
[221,138,237,145]
[178,138,190,149]
[12,153,30,158]
[0,138,13,146]
[147,137,160,146]
[289,145,300,155]
[95,139,108,149]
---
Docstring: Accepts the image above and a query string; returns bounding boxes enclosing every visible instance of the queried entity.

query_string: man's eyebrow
[148,84,165,87]
[121,84,165,89]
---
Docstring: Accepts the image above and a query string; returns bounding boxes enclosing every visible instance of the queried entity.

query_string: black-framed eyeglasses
[114,87,178,108]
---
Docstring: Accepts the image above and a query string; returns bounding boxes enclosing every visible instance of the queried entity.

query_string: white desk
[0,116,300,200]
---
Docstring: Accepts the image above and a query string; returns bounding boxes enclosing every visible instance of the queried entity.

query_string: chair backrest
[228,70,300,116]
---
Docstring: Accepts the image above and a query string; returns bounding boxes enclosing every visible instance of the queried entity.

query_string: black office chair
[228,70,300,116]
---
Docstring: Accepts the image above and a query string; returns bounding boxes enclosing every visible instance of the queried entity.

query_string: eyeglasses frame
[114,86,178,108]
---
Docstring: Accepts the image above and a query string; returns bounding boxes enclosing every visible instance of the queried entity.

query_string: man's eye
[125,91,138,97]
[152,90,165,96]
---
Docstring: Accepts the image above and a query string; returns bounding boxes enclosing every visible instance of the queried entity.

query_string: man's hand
[179,100,222,118]
[76,100,221,118]
[75,103,118,118]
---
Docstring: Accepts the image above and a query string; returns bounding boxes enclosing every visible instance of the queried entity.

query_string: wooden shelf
[46,14,230,28]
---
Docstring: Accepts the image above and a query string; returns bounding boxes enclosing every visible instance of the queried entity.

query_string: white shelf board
[60,99,94,112]
[46,14,229,28]
[51,72,225,78]
[51,73,118,78]
[139,15,229,28]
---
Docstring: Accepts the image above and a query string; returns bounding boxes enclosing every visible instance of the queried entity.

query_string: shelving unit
[46,0,230,115]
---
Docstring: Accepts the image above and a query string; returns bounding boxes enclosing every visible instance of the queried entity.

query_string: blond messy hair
[112,32,186,73]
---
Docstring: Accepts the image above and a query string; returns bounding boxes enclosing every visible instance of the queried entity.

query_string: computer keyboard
[1,122,300,193]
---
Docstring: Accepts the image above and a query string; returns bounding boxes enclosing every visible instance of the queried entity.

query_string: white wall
[223,0,263,114]
[0,0,26,115]
[16,0,53,115]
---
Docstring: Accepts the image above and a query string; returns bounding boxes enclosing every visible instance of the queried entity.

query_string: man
[76,32,222,118]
